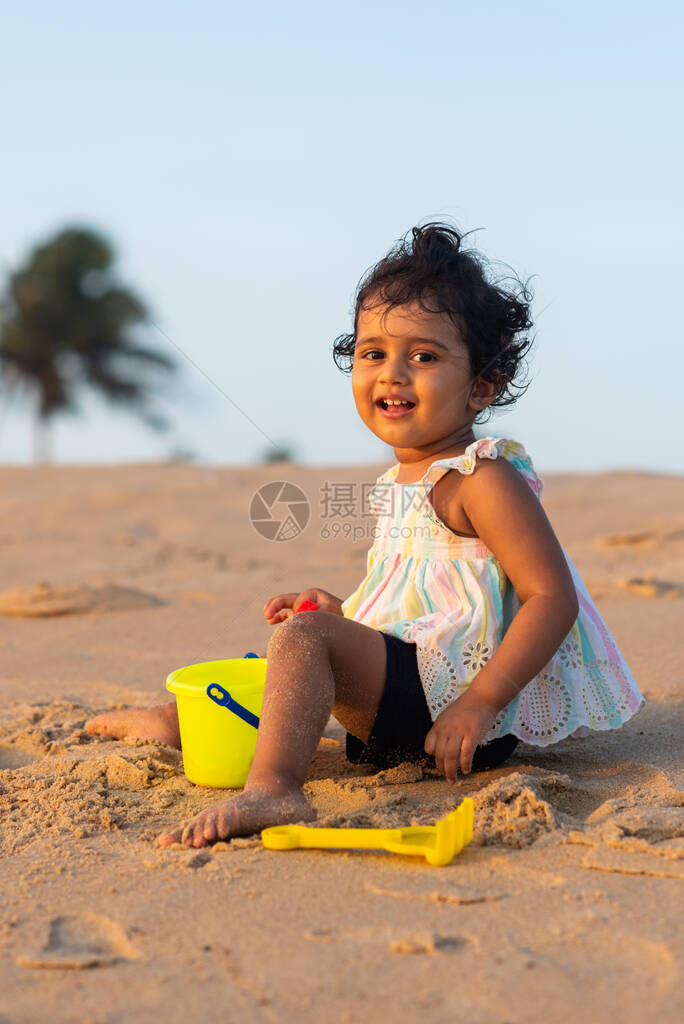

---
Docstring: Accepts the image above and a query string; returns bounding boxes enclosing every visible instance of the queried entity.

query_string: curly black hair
[333,222,535,421]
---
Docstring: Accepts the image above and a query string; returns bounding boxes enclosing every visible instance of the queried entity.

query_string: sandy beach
[0,460,682,1023]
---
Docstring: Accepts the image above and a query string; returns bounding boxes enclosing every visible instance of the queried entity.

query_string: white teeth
[384,399,411,406]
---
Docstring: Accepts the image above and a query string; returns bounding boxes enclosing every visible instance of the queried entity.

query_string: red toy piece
[295,600,319,613]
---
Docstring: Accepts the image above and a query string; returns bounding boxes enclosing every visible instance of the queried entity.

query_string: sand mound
[0,582,165,617]
[0,699,97,758]
[0,700,190,855]
[0,742,188,856]
[559,763,684,879]
[468,772,570,847]
[565,785,684,857]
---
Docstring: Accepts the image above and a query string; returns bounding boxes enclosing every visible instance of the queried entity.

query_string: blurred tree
[260,441,298,464]
[0,226,177,462]
[166,442,197,463]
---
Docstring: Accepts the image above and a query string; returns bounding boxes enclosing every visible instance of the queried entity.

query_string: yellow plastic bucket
[166,657,267,788]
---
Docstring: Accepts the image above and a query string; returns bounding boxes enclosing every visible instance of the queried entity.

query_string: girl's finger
[433,733,447,775]
[266,608,293,624]
[423,727,437,756]
[444,736,463,784]
[263,593,299,617]
[460,737,477,776]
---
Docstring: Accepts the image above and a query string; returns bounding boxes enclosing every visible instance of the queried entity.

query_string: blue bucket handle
[206,683,260,730]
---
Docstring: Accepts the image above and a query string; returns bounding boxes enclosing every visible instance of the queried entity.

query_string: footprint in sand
[0,581,165,618]
[597,528,684,549]
[595,531,657,549]
[15,913,140,970]
[593,532,655,548]
[619,576,682,599]
[389,933,466,955]
[580,846,684,880]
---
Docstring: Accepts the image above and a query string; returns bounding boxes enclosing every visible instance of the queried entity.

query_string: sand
[0,461,681,1023]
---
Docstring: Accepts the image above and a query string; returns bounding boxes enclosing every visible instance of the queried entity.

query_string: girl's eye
[356,349,437,363]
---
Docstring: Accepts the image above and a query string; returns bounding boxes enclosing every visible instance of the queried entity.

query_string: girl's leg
[159,611,387,848]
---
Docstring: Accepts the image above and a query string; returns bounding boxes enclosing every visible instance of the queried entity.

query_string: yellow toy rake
[261,796,473,867]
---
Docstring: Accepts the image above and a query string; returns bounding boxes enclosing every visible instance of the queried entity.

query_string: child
[87,222,645,848]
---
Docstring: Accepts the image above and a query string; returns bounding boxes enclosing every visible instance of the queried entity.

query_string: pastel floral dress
[341,437,645,747]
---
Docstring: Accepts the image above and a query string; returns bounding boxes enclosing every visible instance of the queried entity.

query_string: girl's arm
[461,457,579,710]
[424,459,579,782]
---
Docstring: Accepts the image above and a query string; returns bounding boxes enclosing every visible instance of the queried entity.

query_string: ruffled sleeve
[421,436,543,498]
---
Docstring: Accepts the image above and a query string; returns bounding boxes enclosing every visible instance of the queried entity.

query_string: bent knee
[266,611,327,658]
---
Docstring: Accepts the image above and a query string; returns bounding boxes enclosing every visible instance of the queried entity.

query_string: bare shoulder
[432,457,530,537]
[464,454,532,492]
[461,455,542,515]
[434,457,540,537]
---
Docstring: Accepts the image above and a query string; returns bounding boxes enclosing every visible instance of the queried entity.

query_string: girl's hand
[263,588,344,624]
[424,689,499,784]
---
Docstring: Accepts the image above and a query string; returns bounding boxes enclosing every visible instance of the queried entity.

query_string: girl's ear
[468,376,499,412]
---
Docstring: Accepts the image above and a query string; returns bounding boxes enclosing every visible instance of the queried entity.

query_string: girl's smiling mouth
[375,396,416,418]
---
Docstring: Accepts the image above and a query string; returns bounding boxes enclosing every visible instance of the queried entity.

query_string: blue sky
[1,0,682,472]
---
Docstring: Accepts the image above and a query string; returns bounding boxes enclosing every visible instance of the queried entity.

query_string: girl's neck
[392,426,477,483]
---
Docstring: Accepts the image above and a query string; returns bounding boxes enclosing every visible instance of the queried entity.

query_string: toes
[158,796,246,850]
[216,807,235,839]
[158,792,313,853]
[202,818,218,843]
[158,828,183,847]
[86,716,117,738]
[181,817,207,848]
[187,821,207,847]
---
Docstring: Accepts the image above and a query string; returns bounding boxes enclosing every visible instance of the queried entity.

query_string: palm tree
[0,226,177,462]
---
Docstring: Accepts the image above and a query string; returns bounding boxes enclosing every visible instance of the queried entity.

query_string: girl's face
[351,299,495,459]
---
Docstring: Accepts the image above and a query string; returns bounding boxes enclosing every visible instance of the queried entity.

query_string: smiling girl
[87,222,645,847]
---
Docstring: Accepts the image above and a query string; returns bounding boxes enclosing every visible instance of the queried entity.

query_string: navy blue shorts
[345,632,520,772]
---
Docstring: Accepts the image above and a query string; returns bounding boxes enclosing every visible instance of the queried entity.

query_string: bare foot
[158,782,315,848]
[86,701,181,749]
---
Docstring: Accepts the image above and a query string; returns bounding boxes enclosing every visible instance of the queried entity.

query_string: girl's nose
[379,356,409,385]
